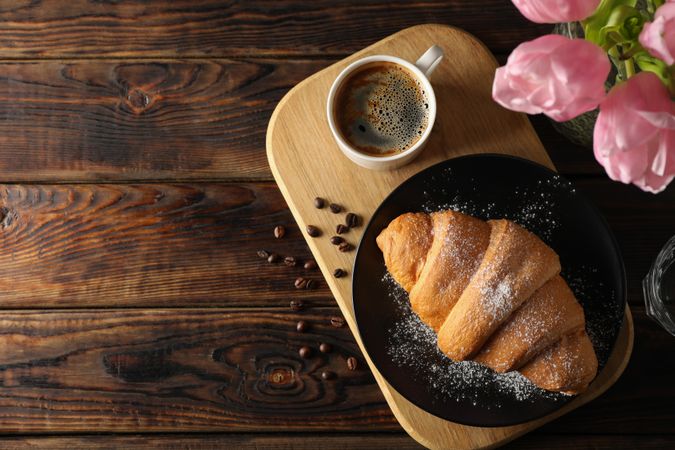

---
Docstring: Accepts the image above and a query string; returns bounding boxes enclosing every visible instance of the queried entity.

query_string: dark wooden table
[0,1,672,449]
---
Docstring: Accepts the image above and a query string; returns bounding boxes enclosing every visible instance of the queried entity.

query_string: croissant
[376,210,598,395]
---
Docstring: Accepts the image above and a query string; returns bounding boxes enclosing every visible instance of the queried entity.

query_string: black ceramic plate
[352,154,626,427]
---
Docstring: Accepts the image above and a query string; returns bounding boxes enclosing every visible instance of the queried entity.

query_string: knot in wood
[126,89,150,113]
[267,367,294,387]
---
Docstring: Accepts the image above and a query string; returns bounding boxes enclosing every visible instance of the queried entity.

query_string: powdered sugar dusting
[480,278,514,322]
[383,272,566,406]
[563,265,623,368]
[421,169,574,243]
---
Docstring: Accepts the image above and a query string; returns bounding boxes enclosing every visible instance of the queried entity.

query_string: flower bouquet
[493,0,675,193]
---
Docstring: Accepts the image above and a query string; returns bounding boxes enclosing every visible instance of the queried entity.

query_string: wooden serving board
[266,24,634,450]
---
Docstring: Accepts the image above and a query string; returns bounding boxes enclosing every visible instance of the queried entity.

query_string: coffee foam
[334,62,429,156]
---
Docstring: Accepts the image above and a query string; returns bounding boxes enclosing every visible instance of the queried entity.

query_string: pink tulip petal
[511,0,601,23]
[639,3,675,65]
[492,35,610,122]
[594,72,675,193]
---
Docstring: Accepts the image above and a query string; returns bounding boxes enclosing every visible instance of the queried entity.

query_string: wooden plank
[1,433,673,450]
[0,307,663,434]
[0,308,396,432]
[0,59,329,182]
[0,59,607,182]
[0,1,547,58]
[0,183,333,308]
[0,179,667,309]
[506,434,675,449]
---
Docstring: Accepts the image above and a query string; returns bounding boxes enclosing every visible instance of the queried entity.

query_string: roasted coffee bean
[336,223,349,234]
[329,203,342,213]
[284,256,298,267]
[338,242,353,252]
[346,213,361,228]
[304,279,315,290]
[314,197,325,209]
[294,277,308,289]
[319,343,332,353]
[290,300,305,311]
[257,249,270,259]
[299,346,312,359]
[330,316,345,328]
[333,268,346,278]
[296,320,309,333]
[306,225,321,237]
[347,356,358,371]
[267,253,280,263]
[304,260,317,270]
[330,236,344,245]
[321,370,336,380]
[274,225,286,239]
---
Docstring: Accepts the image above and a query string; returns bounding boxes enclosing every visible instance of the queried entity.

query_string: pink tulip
[511,0,601,23]
[594,72,675,193]
[639,1,675,65]
[492,35,610,122]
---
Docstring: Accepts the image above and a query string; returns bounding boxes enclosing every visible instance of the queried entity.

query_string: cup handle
[415,45,444,78]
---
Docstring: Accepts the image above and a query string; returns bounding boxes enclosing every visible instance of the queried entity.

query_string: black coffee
[334,61,429,156]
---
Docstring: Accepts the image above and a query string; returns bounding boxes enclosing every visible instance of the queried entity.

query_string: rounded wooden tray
[266,24,634,450]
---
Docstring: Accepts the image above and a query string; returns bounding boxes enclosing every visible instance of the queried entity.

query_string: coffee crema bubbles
[334,61,430,157]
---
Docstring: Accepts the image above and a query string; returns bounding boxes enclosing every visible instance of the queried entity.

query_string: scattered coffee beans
[321,370,335,380]
[347,356,358,371]
[314,197,325,209]
[333,268,346,278]
[319,342,332,353]
[304,260,317,270]
[284,256,298,267]
[299,346,312,359]
[305,279,316,289]
[290,300,304,311]
[294,277,308,289]
[330,236,344,245]
[346,213,361,228]
[336,224,348,234]
[338,242,353,252]
[306,225,321,237]
[267,253,280,263]
[257,249,271,259]
[274,225,286,239]
[296,320,309,333]
[330,316,345,328]
[329,203,342,213]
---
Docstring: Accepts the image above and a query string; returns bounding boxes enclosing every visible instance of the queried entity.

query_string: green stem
[625,57,636,78]
[608,46,626,81]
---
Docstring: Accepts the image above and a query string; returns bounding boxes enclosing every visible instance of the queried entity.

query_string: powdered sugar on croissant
[376,210,598,395]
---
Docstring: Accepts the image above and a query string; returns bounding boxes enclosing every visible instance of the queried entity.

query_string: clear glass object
[644,236,675,336]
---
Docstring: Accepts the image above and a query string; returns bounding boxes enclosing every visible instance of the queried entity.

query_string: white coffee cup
[326,45,443,170]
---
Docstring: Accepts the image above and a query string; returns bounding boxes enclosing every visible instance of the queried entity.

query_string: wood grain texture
[0,183,332,308]
[0,59,604,183]
[266,24,633,450]
[0,59,331,182]
[0,307,661,434]
[0,177,666,309]
[0,434,422,450]
[0,1,546,58]
[0,308,395,432]
[2,433,675,450]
